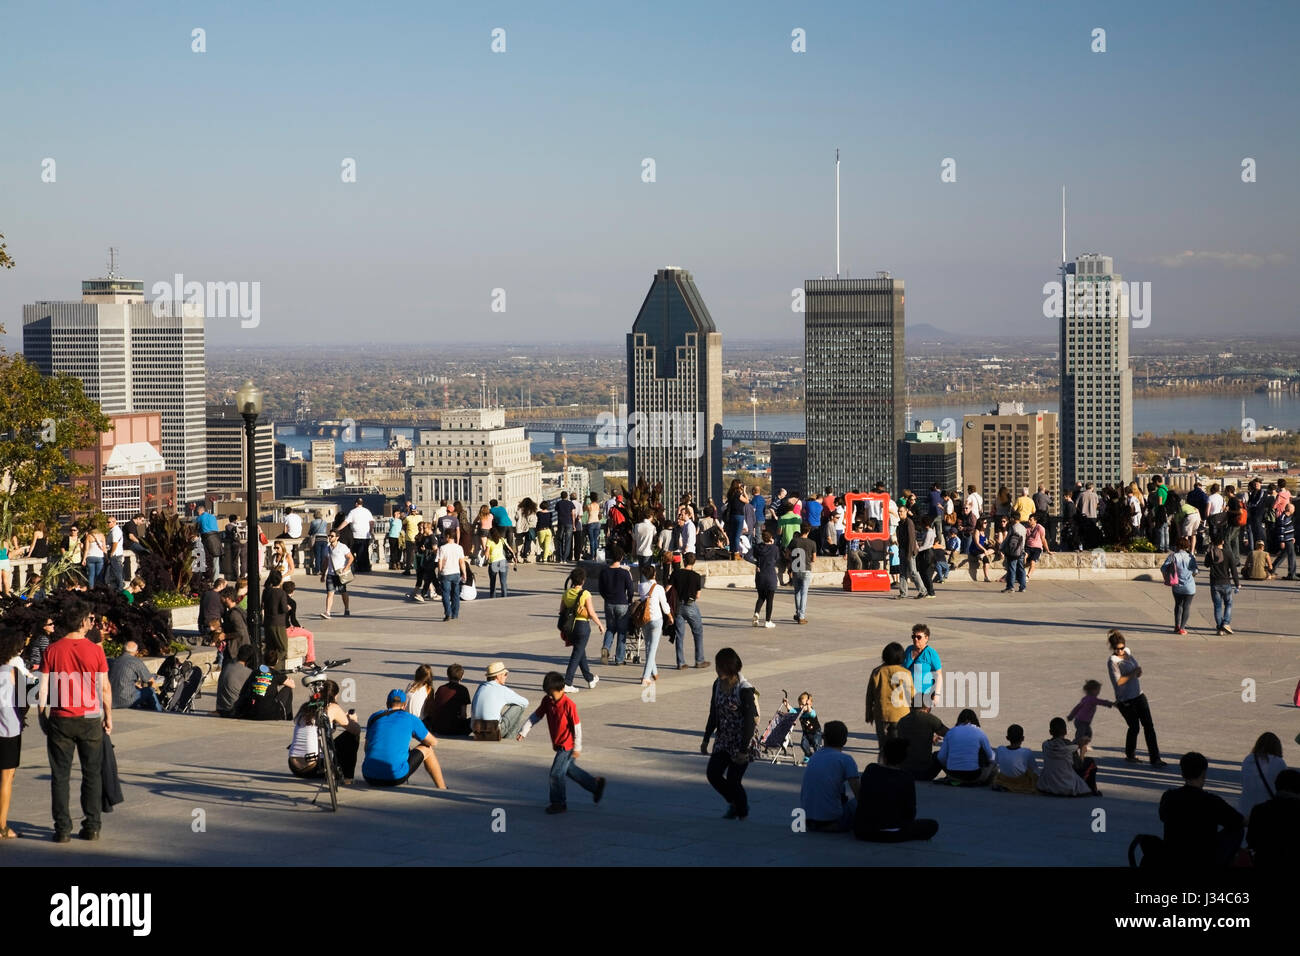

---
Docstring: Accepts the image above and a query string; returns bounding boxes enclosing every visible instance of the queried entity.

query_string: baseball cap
[387,688,407,706]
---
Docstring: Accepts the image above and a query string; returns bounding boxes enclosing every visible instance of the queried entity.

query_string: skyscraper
[23,270,207,502]
[804,274,905,494]
[899,421,958,501]
[206,405,275,497]
[626,267,723,509]
[1059,253,1133,488]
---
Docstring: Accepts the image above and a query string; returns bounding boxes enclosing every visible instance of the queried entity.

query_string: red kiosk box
[841,492,893,593]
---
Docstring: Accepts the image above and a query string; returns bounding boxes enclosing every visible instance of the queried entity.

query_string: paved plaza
[6,564,1298,866]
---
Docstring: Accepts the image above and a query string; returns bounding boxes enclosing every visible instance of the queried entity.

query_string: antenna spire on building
[1060,186,1066,265]
[835,149,841,279]
[106,247,120,279]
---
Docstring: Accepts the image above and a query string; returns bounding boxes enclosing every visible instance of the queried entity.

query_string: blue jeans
[801,730,823,757]
[1211,584,1234,628]
[934,558,950,583]
[85,557,103,588]
[440,573,462,619]
[313,539,329,575]
[130,686,163,711]
[1156,521,1171,552]
[585,523,601,560]
[105,555,125,592]
[602,603,628,663]
[1279,540,1297,577]
[675,601,704,666]
[549,747,598,807]
[641,619,663,682]
[564,620,594,685]
[1004,558,1026,591]
[556,527,573,562]
[728,514,745,554]
[792,571,811,619]
[489,559,509,597]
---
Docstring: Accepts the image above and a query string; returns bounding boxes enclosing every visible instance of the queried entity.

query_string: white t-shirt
[284,513,303,538]
[1207,493,1225,516]
[966,493,984,517]
[637,580,673,623]
[407,686,430,721]
[107,524,123,556]
[289,721,319,758]
[348,507,373,539]
[1,656,33,738]
[328,542,351,573]
[634,521,656,556]
[437,542,466,576]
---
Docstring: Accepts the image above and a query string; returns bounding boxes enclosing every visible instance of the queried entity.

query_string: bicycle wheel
[317,713,338,811]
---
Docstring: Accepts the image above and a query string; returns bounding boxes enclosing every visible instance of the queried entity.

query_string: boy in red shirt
[517,671,606,814]
[37,599,112,842]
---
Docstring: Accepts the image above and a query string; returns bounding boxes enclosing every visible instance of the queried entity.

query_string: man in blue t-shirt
[902,623,943,706]
[805,497,823,532]
[489,498,516,557]
[362,689,447,788]
[799,721,859,831]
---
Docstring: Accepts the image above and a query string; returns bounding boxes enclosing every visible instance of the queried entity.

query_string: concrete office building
[626,267,724,509]
[406,407,542,515]
[206,405,274,497]
[23,270,207,502]
[962,403,1060,511]
[804,273,905,495]
[1060,253,1133,488]
[71,412,177,519]
[899,421,958,500]
[309,439,337,490]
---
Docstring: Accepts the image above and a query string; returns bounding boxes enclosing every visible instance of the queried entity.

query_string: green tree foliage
[0,232,13,269]
[0,348,110,540]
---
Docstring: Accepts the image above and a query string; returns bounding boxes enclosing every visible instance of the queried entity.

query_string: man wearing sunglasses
[902,624,943,708]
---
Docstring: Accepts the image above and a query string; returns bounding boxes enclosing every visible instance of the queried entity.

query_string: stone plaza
[6,563,1296,866]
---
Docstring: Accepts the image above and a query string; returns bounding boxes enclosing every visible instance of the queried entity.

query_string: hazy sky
[2,0,1296,349]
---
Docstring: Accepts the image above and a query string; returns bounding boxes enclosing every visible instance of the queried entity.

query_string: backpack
[1161,555,1179,587]
[1002,529,1025,561]
[1205,540,1225,568]
[557,589,586,645]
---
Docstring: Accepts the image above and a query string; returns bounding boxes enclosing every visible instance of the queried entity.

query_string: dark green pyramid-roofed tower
[626,267,723,509]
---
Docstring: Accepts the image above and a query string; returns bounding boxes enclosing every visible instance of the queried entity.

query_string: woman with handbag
[1161,536,1198,635]
[700,647,758,820]
[1239,732,1287,824]
[634,559,673,687]
[320,530,354,620]
[558,567,604,694]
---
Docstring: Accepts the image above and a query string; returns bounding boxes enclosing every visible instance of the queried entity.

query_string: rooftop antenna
[106,247,120,279]
[1060,186,1066,267]
[835,149,841,279]
[1058,186,1068,318]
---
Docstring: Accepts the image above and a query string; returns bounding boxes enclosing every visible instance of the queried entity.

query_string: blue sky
[2,0,1296,347]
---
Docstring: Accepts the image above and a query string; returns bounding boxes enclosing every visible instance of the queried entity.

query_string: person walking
[559,567,604,693]
[700,647,758,820]
[435,530,468,622]
[788,523,815,624]
[1162,536,1199,635]
[515,497,538,563]
[1001,516,1028,593]
[635,559,673,687]
[485,526,513,598]
[895,507,926,600]
[1205,527,1240,635]
[320,531,353,620]
[670,552,707,669]
[37,601,112,842]
[597,546,634,666]
[1106,630,1164,768]
[1275,502,1297,580]
[750,530,779,627]
[307,511,330,578]
[535,500,555,563]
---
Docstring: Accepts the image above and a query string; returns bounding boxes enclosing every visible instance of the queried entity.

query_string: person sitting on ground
[107,640,160,711]
[236,648,295,721]
[217,645,255,718]
[405,664,436,721]
[1073,733,1101,794]
[425,663,472,736]
[288,679,361,784]
[470,661,530,739]
[799,720,860,832]
[1159,751,1244,867]
[897,700,948,781]
[992,724,1038,793]
[1037,717,1094,796]
[361,688,447,789]
[937,709,995,786]
[854,737,940,843]
[1246,768,1300,868]
[1244,540,1275,580]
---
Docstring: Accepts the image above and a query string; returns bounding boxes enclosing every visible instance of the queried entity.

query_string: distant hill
[907,323,960,341]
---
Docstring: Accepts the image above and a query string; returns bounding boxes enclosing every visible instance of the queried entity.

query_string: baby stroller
[755,689,802,766]
[157,649,208,714]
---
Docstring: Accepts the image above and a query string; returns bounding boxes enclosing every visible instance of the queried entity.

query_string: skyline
[3,1,1298,350]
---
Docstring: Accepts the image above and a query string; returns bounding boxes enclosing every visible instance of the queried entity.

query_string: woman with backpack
[1205,524,1240,635]
[1161,536,1199,635]
[558,566,604,694]
[700,647,758,820]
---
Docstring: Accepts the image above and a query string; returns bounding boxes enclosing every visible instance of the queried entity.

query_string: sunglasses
[911,635,925,641]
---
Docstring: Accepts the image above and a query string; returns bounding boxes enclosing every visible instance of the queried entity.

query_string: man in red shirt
[38,600,112,842]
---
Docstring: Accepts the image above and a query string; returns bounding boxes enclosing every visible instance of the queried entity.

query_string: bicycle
[281,658,352,811]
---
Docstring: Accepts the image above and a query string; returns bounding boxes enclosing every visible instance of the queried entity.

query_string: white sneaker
[751,614,760,628]
[764,620,776,629]
[411,593,425,603]
[563,685,581,694]
[587,675,600,689]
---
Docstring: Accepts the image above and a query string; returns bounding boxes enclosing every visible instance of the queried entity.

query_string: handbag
[1161,556,1179,587]
[460,582,477,601]
[628,583,655,629]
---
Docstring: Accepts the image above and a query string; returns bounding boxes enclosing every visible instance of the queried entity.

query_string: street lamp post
[236,380,264,649]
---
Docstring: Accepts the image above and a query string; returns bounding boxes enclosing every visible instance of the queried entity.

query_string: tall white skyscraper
[1059,253,1133,488]
[23,270,208,503]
